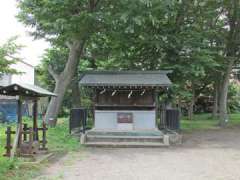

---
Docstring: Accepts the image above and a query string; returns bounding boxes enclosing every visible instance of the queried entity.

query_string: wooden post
[41,121,48,151]
[82,109,86,134]
[93,88,97,127]
[17,98,23,148]
[11,98,22,159]
[154,89,159,129]
[33,99,39,141]
[28,128,34,154]
[23,123,28,141]
[4,127,12,157]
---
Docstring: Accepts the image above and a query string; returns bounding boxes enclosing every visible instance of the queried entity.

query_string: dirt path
[36,128,240,180]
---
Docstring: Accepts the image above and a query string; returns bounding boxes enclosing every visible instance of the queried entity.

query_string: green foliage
[228,82,240,113]
[17,0,122,45]
[0,37,22,75]
[88,0,222,109]
[25,0,240,117]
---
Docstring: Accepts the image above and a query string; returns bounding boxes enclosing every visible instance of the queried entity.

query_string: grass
[0,117,81,180]
[47,118,81,152]
[181,113,240,132]
[0,123,18,177]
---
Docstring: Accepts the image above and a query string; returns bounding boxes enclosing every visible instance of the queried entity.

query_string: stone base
[168,133,182,145]
[82,129,170,147]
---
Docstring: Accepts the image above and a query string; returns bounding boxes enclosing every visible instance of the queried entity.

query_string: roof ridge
[80,70,172,75]
[79,71,172,87]
[0,83,57,97]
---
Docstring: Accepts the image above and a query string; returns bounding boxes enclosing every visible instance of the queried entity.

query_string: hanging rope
[128,90,133,99]
[111,90,117,96]
[100,89,106,94]
[140,89,146,96]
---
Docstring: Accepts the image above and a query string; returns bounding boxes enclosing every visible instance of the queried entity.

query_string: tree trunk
[177,99,182,119]
[71,77,81,108]
[45,40,85,126]
[212,82,219,118]
[218,59,234,127]
[218,0,239,126]
[188,86,195,120]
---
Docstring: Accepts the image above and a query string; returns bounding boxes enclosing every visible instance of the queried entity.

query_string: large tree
[217,0,240,126]
[17,0,121,125]
[90,0,220,119]
[36,45,95,115]
[20,0,240,126]
[92,0,240,124]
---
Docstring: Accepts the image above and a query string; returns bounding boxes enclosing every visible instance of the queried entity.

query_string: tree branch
[95,0,100,7]
[89,0,100,12]
[65,41,72,49]
[48,65,59,81]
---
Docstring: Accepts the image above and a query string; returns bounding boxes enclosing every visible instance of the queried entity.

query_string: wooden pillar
[11,97,22,158]
[17,98,22,148]
[28,127,34,154]
[17,98,22,124]
[154,89,159,129]
[93,88,97,127]
[41,121,48,151]
[5,127,12,157]
[23,123,28,141]
[33,99,39,141]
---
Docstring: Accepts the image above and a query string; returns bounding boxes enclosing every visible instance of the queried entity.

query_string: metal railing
[69,107,93,134]
[158,108,180,131]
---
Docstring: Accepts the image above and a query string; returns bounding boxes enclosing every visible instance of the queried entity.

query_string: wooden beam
[33,99,39,141]
[10,97,22,159]
[154,90,159,129]
[17,98,22,148]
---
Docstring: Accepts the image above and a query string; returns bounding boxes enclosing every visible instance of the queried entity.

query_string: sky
[0,0,49,66]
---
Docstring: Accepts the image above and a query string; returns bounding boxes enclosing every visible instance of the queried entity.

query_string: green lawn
[181,113,240,132]
[0,118,80,180]
[0,123,17,178]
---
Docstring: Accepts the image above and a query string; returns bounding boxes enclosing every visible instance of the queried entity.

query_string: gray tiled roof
[79,71,172,87]
[0,83,57,97]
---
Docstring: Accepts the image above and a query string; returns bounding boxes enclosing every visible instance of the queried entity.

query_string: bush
[228,82,240,113]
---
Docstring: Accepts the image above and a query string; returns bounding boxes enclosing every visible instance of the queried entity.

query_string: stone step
[86,130,163,137]
[86,135,164,143]
[84,141,169,148]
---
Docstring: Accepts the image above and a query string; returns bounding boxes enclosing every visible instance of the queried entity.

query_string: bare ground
[36,127,240,180]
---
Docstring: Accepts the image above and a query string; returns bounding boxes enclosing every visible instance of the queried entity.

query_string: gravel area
[36,128,240,180]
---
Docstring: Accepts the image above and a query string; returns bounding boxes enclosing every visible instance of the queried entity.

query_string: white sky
[0,0,49,66]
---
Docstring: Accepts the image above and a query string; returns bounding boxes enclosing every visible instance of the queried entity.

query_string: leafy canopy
[0,37,22,75]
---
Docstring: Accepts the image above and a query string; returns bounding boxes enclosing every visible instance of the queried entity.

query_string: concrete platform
[81,129,172,147]
[86,129,164,136]
[84,141,169,148]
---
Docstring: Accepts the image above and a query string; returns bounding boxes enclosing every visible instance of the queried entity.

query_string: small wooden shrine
[78,71,175,147]
[80,71,172,131]
[0,83,56,157]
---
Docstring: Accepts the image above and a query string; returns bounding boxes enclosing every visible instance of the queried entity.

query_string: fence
[69,107,93,134]
[4,123,48,157]
[158,108,180,131]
